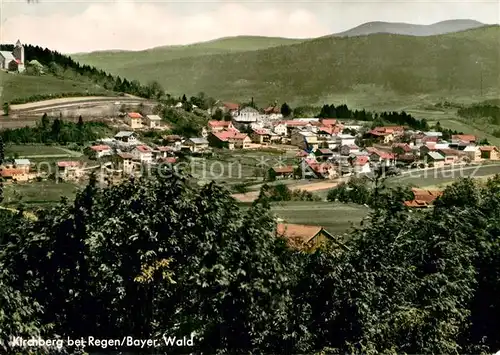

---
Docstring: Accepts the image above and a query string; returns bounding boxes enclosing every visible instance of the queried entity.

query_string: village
[1,101,499,212]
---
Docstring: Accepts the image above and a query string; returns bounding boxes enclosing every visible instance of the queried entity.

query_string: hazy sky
[0,0,498,53]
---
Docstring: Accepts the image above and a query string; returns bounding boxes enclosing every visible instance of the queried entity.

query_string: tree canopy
[1,166,500,353]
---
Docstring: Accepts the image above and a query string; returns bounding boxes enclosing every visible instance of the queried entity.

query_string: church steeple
[15,39,22,47]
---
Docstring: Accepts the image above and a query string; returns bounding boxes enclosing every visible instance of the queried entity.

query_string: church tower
[12,39,25,72]
[13,40,24,63]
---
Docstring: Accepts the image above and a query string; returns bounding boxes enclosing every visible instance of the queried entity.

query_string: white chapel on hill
[0,40,25,73]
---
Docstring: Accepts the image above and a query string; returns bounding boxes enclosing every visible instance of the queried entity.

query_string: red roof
[90,145,111,152]
[296,150,309,157]
[405,189,443,207]
[276,223,323,244]
[212,130,249,141]
[452,134,476,142]
[135,145,153,153]
[392,143,412,153]
[57,161,80,168]
[118,153,134,160]
[320,119,337,126]
[0,168,26,177]
[422,136,439,143]
[160,157,177,164]
[127,112,143,119]
[208,120,232,128]
[264,106,280,114]
[355,156,369,166]
[368,148,394,160]
[279,120,310,127]
[437,149,461,156]
[223,102,240,111]
[272,166,294,174]
[479,146,498,151]
[253,129,269,135]
[156,146,173,152]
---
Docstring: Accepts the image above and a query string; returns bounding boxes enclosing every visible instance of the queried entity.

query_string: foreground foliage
[1,169,500,354]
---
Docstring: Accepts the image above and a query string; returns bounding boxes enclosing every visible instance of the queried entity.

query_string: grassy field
[2,181,80,207]
[4,144,81,157]
[72,36,305,71]
[0,71,109,105]
[240,201,370,235]
[70,26,499,108]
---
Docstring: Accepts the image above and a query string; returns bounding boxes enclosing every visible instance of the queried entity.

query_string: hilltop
[333,19,486,37]
[71,26,500,109]
[71,36,305,71]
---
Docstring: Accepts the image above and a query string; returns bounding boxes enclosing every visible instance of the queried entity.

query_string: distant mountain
[333,19,486,37]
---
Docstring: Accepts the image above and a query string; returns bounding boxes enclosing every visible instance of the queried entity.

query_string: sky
[0,0,498,53]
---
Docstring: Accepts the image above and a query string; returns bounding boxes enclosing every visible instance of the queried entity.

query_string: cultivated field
[2,181,80,208]
[4,144,83,158]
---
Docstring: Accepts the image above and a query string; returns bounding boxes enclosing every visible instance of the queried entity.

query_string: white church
[0,40,25,73]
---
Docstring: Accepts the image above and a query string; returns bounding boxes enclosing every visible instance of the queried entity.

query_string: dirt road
[10,96,151,111]
[231,179,344,202]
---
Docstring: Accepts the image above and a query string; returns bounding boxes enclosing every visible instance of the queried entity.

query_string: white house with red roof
[132,145,154,163]
[209,130,252,149]
[89,145,112,158]
[126,112,143,129]
[208,120,234,132]
[353,156,371,174]
[0,40,25,72]
[57,161,82,181]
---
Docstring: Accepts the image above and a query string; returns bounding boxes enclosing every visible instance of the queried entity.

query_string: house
[276,223,336,251]
[184,137,210,153]
[367,126,404,143]
[268,166,294,180]
[419,143,450,157]
[208,120,234,132]
[303,160,338,179]
[279,120,313,136]
[437,149,463,165]
[132,145,154,163]
[425,151,446,167]
[89,145,112,158]
[153,146,174,159]
[479,146,500,160]
[144,115,162,129]
[353,156,371,174]
[273,123,288,136]
[320,118,337,126]
[367,148,394,166]
[209,131,252,149]
[464,145,481,162]
[340,145,360,156]
[263,106,283,120]
[13,159,31,172]
[0,40,25,72]
[451,134,476,145]
[392,143,413,154]
[404,188,443,208]
[57,161,82,181]
[291,130,319,151]
[0,167,30,182]
[125,112,143,129]
[251,128,272,144]
[219,102,240,114]
[117,153,135,174]
[335,134,356,147]
[114,131,139,144]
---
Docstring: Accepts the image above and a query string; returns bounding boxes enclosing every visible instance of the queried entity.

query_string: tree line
[1,165,500,353]
[0,114,112,144]
[317,103,430,131]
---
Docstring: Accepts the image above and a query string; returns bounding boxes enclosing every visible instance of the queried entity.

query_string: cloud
[0,3,331,53]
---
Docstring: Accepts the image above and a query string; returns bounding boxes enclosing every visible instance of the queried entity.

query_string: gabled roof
[13,159,30,166]
[57,161,80,168]
[320,119,337,126]
[392,143,412,153]
[222,102,240,110]
[134,145,153,153]
[437,148,461,156]
[146,114,162,121]
[276,223,332,245]
[115,131,136,138]
[90,145,111,152]
[0,51,15,61]
[452,134,476,142]
[271,166,294,174]
[118,153,134,160]
[0,168,26,177]
[426,151,445,160]
[187,137,209,144]
[479,146,499,151]
[127,112,143,119]
[208,120,232,128]
[355,156,370,166]
[264,106,280,114]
